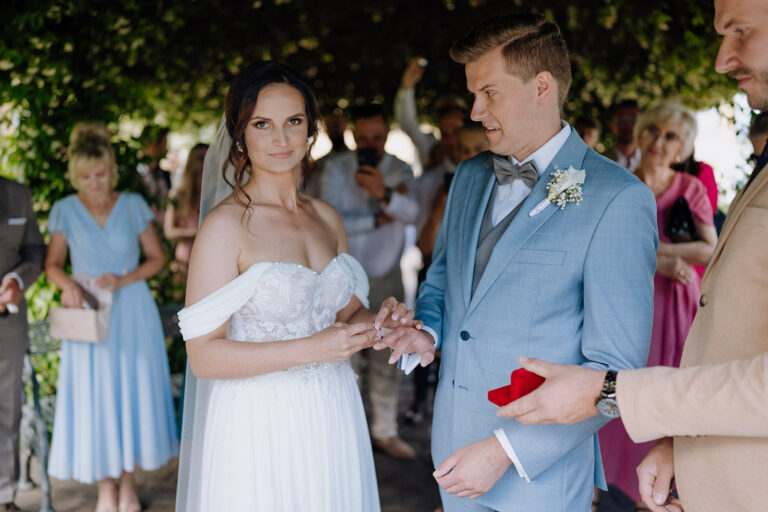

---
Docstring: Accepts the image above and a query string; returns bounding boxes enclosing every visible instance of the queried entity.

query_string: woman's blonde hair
[67,121,117,189]
[635,102,698,162]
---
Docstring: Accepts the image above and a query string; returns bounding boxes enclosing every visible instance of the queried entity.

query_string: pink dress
[599,172,713,501]
[693,163,718,278]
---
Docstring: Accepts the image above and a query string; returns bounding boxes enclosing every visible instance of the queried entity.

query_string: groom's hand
[375,325,435,367]
[434,436,511,499]
[496,356,604,425]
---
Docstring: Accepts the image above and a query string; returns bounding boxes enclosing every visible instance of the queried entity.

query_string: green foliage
[0,0,743,393]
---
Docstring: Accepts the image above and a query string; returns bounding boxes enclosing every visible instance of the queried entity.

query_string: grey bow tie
[492,155,539,188]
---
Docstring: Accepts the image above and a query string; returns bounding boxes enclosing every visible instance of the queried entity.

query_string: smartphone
[357,147,379,170]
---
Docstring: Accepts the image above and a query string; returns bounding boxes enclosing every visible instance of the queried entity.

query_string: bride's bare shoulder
[302,194,347,252]
[186,199,245,304]
[198,197,246,235]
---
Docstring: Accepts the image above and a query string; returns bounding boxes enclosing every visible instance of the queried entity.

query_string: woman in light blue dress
[45,122,178,512]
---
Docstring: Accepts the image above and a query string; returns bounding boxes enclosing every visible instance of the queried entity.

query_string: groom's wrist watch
[595,370,620,418]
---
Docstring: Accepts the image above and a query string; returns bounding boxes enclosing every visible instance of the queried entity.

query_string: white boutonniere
[528,165,586,217]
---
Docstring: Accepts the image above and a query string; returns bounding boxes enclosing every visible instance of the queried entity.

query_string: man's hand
[372,297,432,367]
[401,57,426,89]
[496,356,605,425]
[0,275,22,312]
[354,165,387,200]
[637,438,683,512]
[433,436,511,499]
[377,325,435,367]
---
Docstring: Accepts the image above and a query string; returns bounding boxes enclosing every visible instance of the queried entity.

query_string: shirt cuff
[493,429,531,483]
[5,272,24,291]
[397,326,439,375]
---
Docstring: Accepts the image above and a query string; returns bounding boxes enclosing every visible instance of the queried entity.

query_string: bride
[175,62,416,510]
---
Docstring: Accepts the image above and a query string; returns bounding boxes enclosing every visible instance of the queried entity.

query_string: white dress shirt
[319,151,419,279]
[491,122,571,225]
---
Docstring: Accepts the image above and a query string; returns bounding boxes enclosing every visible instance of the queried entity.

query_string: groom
[380,13,657,511]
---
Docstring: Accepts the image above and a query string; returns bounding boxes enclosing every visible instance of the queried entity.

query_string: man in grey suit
[0,177,45,511]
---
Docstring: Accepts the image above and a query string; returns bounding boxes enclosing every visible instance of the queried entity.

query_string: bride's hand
[374,296,423,331]
[310,322,379,363]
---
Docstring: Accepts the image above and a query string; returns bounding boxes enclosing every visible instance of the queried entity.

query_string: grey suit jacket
[0,177,45,337]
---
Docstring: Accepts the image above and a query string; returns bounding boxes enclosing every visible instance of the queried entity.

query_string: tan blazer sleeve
[616,354,768,443]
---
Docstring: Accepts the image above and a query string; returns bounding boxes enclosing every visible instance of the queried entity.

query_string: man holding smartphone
[319,104,420,459]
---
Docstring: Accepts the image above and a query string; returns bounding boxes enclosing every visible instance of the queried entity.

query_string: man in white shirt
[603,99,642,172]
[320,104,420,459]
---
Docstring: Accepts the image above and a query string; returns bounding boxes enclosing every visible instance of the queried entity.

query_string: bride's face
[244,83,309,176]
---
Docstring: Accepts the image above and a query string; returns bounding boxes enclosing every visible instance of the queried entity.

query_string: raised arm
[394,58,435,166]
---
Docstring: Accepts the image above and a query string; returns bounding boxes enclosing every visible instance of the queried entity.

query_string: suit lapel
[703,162,768,287]
[467,131,588,317]
[461,162,495,308]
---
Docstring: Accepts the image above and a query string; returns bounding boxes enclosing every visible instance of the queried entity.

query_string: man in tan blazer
[0,177,45,511]
[494,0,768,511]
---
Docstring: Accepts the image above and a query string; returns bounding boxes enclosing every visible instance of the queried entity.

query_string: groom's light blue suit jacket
[416,131,658,511]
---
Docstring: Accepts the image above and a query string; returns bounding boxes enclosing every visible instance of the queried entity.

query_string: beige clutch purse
[49,273,113,343]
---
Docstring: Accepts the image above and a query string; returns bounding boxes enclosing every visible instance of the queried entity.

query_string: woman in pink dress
[598,103,718,509]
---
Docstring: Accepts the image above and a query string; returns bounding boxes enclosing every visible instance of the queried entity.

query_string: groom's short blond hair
[450,13,572,107]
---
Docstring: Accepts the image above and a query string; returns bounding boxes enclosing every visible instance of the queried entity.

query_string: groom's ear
[534,71,557,105]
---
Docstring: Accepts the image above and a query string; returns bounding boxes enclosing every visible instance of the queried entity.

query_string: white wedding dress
[177,254,380,511]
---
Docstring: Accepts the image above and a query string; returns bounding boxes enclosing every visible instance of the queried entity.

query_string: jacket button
[460,330,470,341]
[699,295,708,307]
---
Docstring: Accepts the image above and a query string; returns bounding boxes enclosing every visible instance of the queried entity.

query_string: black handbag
[667,196,698,243]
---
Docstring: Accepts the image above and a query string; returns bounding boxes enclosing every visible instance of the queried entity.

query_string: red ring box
[488,368,545,406]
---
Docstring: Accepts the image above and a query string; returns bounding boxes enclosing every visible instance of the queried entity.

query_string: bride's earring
[236,142,244,153]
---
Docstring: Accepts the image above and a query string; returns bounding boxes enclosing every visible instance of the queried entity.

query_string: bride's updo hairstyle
[224,61,321,209]
[67,121,117,190]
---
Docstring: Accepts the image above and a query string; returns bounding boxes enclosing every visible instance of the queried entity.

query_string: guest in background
[302,108,350,197]
[573,115,601,148]
[323,107,351,155]
[136,125,171,217]
[604,99,642,172]
[45,121,178,512]
[0,178,45,512]
[395,56,466,172]
[417,122,488,276]
[320,104,420,459]
[597,103,717,510]
[164,143,208,272]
